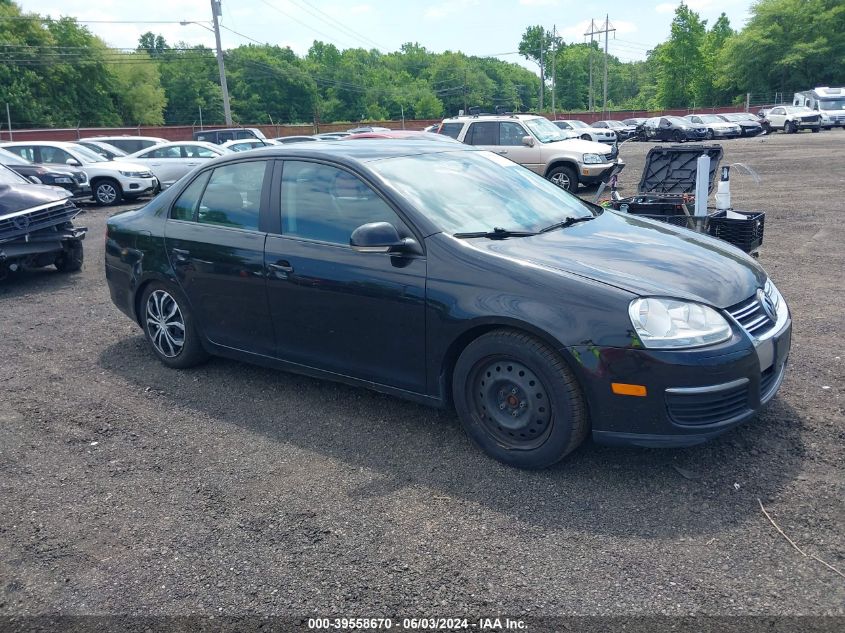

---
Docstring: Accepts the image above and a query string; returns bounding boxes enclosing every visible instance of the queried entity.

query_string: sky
[18,0,755,71]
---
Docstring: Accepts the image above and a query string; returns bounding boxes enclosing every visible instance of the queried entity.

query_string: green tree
[110,51,166,125]
[716,0,845,97]
[654,4,707,107]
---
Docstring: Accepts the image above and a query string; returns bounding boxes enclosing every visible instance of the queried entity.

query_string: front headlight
[583,153,603,164]
[54,177,73,184]
[629,297,732,349]
[119,170,144,178]
[764,279,783,315]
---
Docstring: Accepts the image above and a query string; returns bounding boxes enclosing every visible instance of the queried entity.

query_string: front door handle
[171,248,190,262]
[267,260,294,277]
[496,150,508,155]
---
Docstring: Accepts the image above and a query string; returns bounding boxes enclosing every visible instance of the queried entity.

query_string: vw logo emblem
[757,288,776,321]
[12,214,31,231]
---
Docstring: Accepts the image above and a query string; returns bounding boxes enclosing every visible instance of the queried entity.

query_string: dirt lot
[0,132,843,625]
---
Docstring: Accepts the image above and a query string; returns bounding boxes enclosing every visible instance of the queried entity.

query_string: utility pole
[551,25,556,117]
[210,0,233,125]
[585,17,615,114]
[584,20,596,111]
[539,40,544,112]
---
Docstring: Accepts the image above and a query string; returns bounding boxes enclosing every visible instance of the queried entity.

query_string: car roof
[342,131,460,142]
[80,135,168,142]
[441,113,544,123]
[209,139,474,165]
[0,140,78,148]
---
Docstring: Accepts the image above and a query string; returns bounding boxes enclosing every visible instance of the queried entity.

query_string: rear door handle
[172,248,190,262]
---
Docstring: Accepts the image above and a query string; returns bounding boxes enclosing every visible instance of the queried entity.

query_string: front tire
[580,134,592,141]
[672,130,685,143]
[705,129,714,140]
[547,165,578,192]
[92,178,123,206]
[811,127,820,133]
[140,282,209,369]
[54,240,83,272]
[786,121,797,134]
[452,329,589,469]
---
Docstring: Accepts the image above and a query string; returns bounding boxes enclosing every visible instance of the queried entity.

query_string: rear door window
[170,171,211,221]
[465,122,498,146]
[197,161,266,231]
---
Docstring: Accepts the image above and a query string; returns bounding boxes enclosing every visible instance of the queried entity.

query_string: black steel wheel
[140,281,209,369]
[453,329,588,468]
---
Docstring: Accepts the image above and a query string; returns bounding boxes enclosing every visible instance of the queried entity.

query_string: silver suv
[438,113,623,191]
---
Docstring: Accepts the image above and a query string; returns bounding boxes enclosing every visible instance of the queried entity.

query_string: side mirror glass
[66,158,81,166]
[521,135,535,147]
[350,222,418,254]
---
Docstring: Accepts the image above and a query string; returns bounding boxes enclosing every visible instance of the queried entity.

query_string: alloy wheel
[145,289,185,358]
[96,182,118,204]
[549,171,571,190]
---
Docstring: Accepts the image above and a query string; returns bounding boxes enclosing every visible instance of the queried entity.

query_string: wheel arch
[437,318,582,407]
[543,158,579,178]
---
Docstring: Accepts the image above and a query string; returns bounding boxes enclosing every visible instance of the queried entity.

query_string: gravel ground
[0,132,842,625]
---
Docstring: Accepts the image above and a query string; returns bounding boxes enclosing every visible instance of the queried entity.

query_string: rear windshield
[439,122,464,139]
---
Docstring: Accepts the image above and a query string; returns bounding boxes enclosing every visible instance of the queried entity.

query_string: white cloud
[519,0,560,6]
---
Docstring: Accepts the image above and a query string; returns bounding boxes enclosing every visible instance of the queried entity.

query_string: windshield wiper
[539,216,595,233]
[453,226,538,239]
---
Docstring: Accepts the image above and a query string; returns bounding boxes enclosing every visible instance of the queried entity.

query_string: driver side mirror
[521,135,535,147]
[66,158,81,166]
[350,222,420,255]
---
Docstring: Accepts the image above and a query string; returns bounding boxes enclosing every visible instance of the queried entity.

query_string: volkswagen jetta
[105,142,791,468]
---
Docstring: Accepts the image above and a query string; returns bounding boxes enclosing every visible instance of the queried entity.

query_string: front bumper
[122,176,158,198]
[580,161,625,184]
[570,316,792,448]
[712,128,742,138]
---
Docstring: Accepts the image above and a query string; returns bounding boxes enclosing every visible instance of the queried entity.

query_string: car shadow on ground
[99,336,805,539]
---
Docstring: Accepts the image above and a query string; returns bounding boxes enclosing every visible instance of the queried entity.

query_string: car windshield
[369,150,594,235]
[0,147,29,165]
[603,121,623,128]
[0,164,30,185]
[818,98,845,110]
[523,118,570,143]
[565,120,588,128]
[784,106,813,114]
[697,115,723,123]
[71,145,107,163]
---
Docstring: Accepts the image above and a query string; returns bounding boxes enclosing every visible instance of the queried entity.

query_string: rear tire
[547,165,578,192]
[452,329,589,469]
[140,281,209,369]
[54,240,83,273]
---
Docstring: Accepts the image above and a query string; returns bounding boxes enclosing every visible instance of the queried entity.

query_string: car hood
[0,183,72,215]
[95,160,150,172]
[546,138,612,154]
[466,210,765,308]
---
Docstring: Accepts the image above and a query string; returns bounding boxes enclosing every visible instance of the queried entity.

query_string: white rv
[793,87,845,128]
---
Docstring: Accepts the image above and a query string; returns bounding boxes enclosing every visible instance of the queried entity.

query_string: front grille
[0,201,79,243]
[727,294,775,337]
[801,115,820,123]
[666,379,751,426]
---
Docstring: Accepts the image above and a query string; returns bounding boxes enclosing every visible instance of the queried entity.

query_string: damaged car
[0,164,86,279]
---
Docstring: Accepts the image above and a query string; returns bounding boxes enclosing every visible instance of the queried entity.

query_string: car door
[497,121,543,173]
[132,145,180,186]
[164,159,275,355]
[767,107,783,129]
[264,159,427,392]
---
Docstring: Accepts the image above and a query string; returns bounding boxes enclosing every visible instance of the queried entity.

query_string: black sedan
[105,142,791,468]
[0,147,90,200]
[717,113,764,137]
[640,116,709,142]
